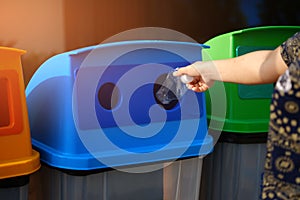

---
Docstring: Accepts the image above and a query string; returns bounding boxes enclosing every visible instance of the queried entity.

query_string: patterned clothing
[262,32,300,199]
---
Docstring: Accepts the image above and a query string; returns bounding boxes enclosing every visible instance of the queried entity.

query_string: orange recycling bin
[0,47,40,179]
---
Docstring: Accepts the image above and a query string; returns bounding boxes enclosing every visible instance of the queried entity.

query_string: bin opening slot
[154,73,179,110]
[98,82,120,110]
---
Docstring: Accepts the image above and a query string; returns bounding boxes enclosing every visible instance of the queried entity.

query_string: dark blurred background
[0,0,299,85]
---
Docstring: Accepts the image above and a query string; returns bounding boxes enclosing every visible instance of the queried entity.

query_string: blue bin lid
[26,40,212,170]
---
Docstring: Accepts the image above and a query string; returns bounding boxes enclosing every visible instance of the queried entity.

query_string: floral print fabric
[262,32,300,199]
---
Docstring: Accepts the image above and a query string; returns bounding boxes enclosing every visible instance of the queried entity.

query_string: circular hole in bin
[154,74,179,110]
[98,82,120,110]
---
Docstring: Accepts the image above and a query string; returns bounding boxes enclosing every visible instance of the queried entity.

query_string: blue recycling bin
[26,40,213,200]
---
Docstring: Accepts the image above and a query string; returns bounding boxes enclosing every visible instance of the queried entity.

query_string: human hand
[173,61,215,92]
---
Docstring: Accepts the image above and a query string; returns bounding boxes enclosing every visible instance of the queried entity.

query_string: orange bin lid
[0,46,40,179]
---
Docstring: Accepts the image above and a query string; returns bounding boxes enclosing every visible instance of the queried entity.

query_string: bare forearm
[212,47,287,84]
[174,46,288,92]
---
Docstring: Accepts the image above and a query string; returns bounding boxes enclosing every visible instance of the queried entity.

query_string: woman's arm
[215,46,287,84]
[174,46,288,92]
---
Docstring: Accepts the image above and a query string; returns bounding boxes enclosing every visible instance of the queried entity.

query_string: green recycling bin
[200,26,300,200]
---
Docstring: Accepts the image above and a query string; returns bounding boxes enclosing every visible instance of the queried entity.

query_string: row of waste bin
[0,26,299,200]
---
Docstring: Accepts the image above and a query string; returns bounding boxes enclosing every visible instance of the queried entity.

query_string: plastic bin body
[205,26,300,133]
[0,176,29,200]
[200,141,266,200]
[26,40,213,199]
[0,185,28,200]
[30,156,203,200]
[200,26,300,200]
